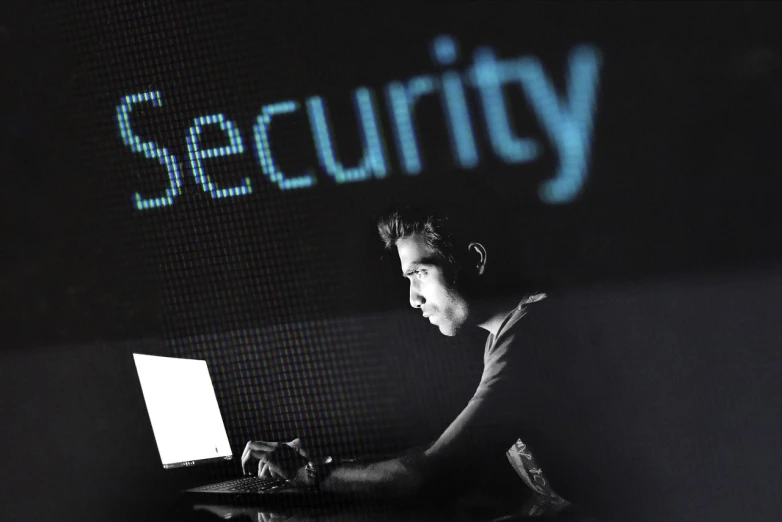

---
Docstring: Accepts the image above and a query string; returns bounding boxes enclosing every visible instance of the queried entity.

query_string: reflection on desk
[190,493,599,522]
[195,503,451,521]
[193,503,511,522]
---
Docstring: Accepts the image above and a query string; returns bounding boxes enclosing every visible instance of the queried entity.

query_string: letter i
[431,35,479,169]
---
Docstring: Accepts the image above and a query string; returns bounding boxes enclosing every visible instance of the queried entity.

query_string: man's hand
[241,438,309,482]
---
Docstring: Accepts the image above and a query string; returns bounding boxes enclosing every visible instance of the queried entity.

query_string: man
[241,176,581,517]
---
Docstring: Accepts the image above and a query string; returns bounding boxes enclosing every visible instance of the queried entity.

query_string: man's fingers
[266,460,286,481]
[257,453,288,481]
[241,440,279,475]
[249,441,279,451]
[241,439,306,479]
[254,452,269,477]
[244,440,276,460]
[252,450,270,465]
[242,441,270,474]
[242,441,253,475]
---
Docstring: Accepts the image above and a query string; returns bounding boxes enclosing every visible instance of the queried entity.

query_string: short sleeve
[472,318,530,405]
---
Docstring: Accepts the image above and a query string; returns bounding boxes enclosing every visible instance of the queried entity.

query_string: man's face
[396,233,471,336]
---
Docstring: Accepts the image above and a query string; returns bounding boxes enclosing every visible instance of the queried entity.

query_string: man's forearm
[340,440,435,466]
[319,453,428,498]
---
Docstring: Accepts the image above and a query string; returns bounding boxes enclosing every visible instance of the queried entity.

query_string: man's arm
[313,323,533,499]
[312,441,434,497]
[315,452,430,498]
[336,440,435,465]
[309,394,519,499]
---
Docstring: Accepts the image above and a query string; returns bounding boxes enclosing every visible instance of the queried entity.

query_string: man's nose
[409,283,425,308]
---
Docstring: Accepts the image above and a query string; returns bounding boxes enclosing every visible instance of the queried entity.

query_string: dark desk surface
[175,490,600,522]
[191,502,505,522]
[185,501,591,522]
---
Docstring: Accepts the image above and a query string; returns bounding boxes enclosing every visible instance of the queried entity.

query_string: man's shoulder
[484,292,562,359]
[502,292,557,336]
[523,292,548,305]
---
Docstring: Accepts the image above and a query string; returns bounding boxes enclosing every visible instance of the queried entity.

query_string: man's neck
[474,295,526,337]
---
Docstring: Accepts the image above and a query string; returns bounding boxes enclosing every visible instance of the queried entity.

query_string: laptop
[132,353,335,507]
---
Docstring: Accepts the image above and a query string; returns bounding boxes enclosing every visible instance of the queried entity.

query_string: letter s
[116,92,183,210]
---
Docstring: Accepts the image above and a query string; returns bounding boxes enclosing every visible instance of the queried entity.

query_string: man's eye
[416,269,427,279]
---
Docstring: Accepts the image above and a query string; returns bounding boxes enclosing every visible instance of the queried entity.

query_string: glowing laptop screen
[133,353,233,468]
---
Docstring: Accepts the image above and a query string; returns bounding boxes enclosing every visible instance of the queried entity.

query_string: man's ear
[467,242,487,276]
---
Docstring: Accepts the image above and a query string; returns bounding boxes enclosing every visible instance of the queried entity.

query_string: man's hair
[376,173,522,291]
[377,208,459,265]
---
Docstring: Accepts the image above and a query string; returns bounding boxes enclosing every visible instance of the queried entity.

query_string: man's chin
[437,323,459,337]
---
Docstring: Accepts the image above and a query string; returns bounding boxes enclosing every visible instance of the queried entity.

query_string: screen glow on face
[397,234,471,337]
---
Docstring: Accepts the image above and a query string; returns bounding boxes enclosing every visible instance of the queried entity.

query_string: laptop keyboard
[191,476,290,493]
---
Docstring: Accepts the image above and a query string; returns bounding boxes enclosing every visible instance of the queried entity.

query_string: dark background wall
[0,2,780,521]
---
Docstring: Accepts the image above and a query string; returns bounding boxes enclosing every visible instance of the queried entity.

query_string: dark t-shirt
[470,292,657,517]
[430,287,778,521]
[477,294,573,516]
